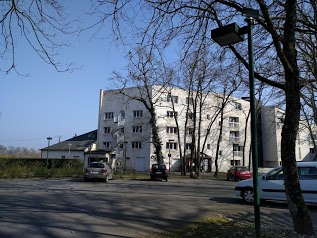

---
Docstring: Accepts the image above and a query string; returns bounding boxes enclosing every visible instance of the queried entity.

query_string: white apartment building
[96,86,253,172]
[261,106,316,167]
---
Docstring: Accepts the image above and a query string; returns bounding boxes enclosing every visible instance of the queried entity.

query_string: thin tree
[1,0,76,74]
[111,48,171,163]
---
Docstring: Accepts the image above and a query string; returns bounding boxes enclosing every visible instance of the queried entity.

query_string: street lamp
[168,139,175,177]
[211,7,261,238]
[68,143,72,158]
[46,137,52,168]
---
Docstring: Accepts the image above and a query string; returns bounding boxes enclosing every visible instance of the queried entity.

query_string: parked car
[226,166,251,181]
[235,161,317,203]
[84,161,114,182]
[150,163,168,181]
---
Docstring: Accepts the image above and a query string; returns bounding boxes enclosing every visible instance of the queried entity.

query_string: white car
[235,161,317,203]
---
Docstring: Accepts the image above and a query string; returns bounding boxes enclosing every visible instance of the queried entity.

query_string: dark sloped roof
[40,130,97,151]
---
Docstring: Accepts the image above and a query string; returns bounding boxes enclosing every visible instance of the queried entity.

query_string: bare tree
[1,0,76,74]
[91,0,317,235]
[111,47,171,163]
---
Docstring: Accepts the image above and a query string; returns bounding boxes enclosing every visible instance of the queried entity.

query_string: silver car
[84,161,114,182]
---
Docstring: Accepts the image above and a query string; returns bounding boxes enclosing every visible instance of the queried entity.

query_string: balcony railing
[233,151,243,157]
[229,122,240,128]
[229,137,240,142]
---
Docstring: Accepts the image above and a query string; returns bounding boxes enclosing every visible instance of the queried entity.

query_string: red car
[226,166,251,181]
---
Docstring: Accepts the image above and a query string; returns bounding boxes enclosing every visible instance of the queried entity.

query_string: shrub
[0,158,84,178]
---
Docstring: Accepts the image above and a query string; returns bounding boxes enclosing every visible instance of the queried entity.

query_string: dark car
[226,166,251,181]
[150,163,168,181]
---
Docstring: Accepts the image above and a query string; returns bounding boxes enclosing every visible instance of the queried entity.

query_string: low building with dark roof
[40,130,110,167]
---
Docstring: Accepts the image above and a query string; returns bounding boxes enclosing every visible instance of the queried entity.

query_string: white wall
[41,151,85,160]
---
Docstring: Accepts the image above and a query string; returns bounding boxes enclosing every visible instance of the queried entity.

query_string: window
[132,141,142,149]
[133,110,143,118]
[266,167,284,180]
[166,142,177,150]
[230,131,240,141]
[103,142,111,149]
[104,127,111,134]
[167,111,178,118]
[207,114,210,120]
[207,144,211,150]
[166,126,178,134]
[186,97,194,105]
[233,144,243,156]
[218,150,222,156]
[299,167,317,180]
[186,112,194,120]
[167,95,178,103]
[229,117,239,128]
[132,125,142,133]
[120,110,125,119]
[234,102,242,110]
[310,148,316,154]
[186,128,194,135]
[104,112,114,120]
[186,143,192,150]
[230,160,241,166]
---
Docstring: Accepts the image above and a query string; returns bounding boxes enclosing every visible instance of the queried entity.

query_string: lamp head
[211,23,244,46]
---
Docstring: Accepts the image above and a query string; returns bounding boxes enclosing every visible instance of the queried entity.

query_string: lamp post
[168,139,175,176]
[211,7,260,238]
[46,137,52,168]
[123,141,128,174]
[68,143,72,158]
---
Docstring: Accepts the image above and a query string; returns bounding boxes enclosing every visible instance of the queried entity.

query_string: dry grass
[139,216,316,238]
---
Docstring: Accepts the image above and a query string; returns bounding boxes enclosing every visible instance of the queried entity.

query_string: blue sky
[0,1,130,150]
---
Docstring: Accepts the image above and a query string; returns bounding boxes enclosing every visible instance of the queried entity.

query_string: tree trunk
[214,103,225,177]
[282,78,314,235]
[281,1,314,234]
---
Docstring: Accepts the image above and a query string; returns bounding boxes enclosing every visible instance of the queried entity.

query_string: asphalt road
[0,177,317,238]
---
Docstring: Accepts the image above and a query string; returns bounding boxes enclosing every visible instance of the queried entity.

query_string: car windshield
[236,167,248,171]
[89,163,105,168]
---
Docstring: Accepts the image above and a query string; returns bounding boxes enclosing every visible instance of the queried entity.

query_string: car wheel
[226,176,229,181]
[242,188,254,204]
[150,175,154,180]
[165,177,168,182]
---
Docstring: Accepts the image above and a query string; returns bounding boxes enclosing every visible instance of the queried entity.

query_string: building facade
[261,106,316,167]
[97,86,253,172]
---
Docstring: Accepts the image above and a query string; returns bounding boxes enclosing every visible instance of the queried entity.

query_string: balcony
[229,122,240,128]
[233,151,243,157]
[229,137,240,143]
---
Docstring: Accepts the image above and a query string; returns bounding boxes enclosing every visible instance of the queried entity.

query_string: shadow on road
[210,196,317,210]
